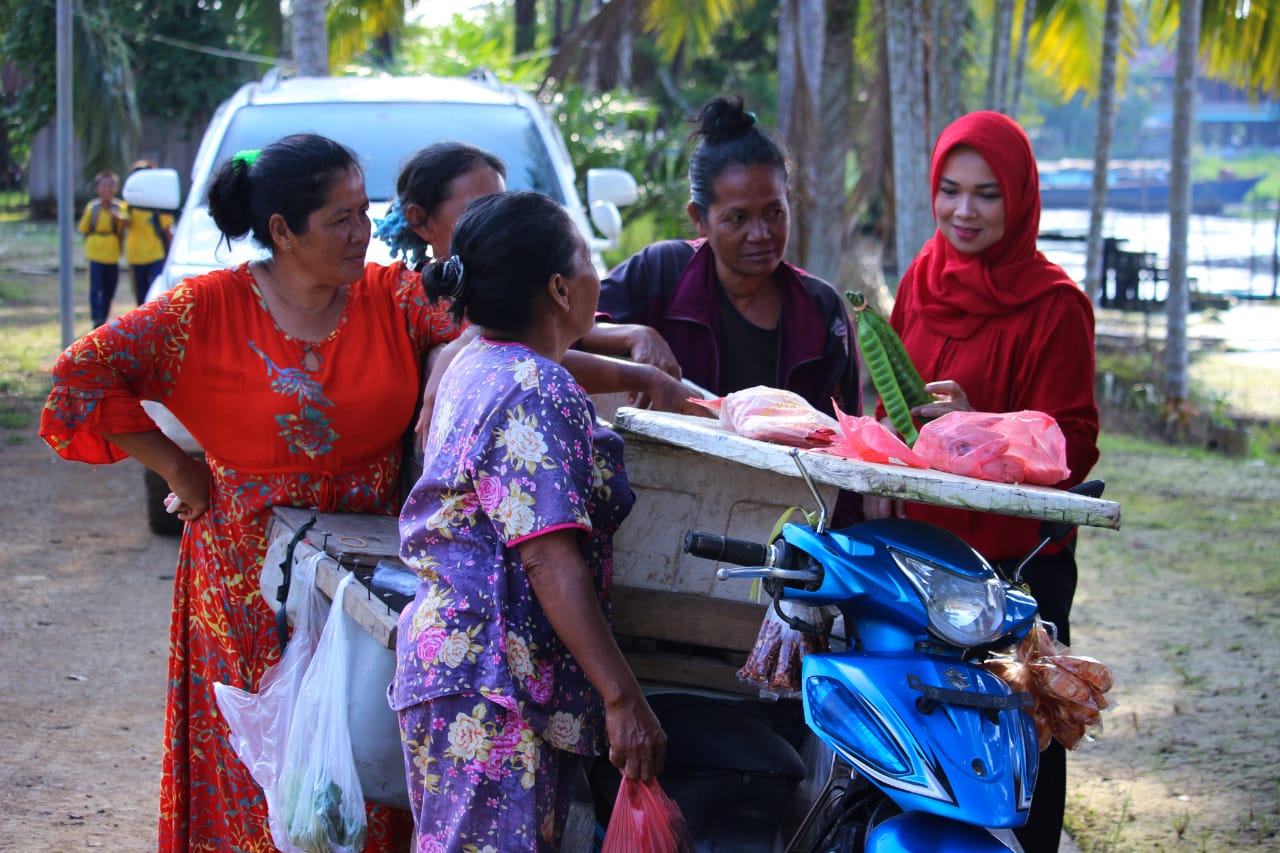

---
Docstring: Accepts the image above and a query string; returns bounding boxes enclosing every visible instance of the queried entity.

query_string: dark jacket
[596,239,860,418]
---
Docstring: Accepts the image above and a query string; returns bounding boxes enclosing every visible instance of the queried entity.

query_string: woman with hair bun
[41,132,456,851]
[579,95,864,522]
[394,191,666,850]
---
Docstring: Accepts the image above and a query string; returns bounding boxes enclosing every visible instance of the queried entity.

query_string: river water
[1037,207,1280,368]
[1038,207,1280,301]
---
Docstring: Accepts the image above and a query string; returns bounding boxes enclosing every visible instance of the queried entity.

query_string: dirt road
[0,438,175,850]
[2,420,1278,852]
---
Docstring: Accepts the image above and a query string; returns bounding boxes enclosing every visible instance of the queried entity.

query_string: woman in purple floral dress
[392,191,667,851]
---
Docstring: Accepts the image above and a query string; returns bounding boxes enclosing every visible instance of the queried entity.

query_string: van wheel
[145,469,184,536]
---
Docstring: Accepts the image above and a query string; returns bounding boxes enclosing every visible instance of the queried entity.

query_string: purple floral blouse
[392,338,634,757]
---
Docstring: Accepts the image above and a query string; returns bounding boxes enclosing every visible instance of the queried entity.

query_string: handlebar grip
[683,530,769,567]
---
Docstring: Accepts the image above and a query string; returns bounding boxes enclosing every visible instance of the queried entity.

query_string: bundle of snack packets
[980,619,1115,750]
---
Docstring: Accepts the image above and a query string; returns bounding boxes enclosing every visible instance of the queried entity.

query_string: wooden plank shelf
[613,408,1122,531]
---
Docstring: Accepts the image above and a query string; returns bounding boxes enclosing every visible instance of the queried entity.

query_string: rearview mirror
[122,168,181,211]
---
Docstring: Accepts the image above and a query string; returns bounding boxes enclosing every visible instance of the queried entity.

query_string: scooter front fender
[866,812,1022,852]
[802,652,1038,827]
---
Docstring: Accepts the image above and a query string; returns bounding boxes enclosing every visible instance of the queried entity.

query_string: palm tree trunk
[1165,0,1201,408]
[985,0,1014,112]
[929,0,967,133]
[809,0,855,284]
[1008,0,1035,116]
[291,0,329,76]
[777,0,825,269]
[516,0,539,55]
[885,0,932,282]
[1084,0,1122,304]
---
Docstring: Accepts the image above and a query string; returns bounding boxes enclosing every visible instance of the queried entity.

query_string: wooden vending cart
[262,408,1122,810]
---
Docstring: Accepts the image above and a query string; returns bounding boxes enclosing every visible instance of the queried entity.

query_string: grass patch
[0,219,77,438]
[1082,431,1280,601]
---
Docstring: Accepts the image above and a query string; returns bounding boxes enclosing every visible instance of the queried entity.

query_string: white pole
[56,0,75,347]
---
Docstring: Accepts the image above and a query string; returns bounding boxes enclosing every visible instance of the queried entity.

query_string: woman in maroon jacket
[579,95,861,425]
[882,110,1099,853]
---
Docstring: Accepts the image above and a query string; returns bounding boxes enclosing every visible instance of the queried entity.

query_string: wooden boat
[1038,160,1263,214]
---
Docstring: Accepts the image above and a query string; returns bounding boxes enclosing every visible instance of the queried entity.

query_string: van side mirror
[122,168,182,212]
[587,168,638,251]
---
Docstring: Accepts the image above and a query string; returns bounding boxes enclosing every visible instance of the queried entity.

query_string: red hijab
[904,110,1084,340]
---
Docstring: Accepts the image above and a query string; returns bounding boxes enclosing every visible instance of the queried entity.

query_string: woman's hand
[625,326,682,379]
[101,429,212,522]
[605,692,667,781]
[164,455,212,522]
[911,379,973,419]
[635,365,714,417]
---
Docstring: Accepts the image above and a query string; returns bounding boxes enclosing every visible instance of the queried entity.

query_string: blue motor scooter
[673,455,1104,852]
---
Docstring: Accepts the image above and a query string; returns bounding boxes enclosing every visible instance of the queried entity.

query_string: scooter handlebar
[683,530,770,567]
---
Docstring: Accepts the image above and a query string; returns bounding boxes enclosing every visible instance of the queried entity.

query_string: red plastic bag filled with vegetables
[601,777,694,853]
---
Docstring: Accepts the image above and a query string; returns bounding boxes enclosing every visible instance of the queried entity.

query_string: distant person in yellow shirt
[77,170,124,327]
[122,160,174,305]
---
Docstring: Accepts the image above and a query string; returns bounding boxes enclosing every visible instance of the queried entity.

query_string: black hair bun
[697,96,756,144]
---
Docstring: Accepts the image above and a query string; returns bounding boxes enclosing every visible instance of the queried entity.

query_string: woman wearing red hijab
[884,110,1099,852]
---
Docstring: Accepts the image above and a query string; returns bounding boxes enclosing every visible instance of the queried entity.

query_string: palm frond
[643,0,755,60]
[1025,0,1139,102]
[329,0,409,70]
[1199,0,1280,94]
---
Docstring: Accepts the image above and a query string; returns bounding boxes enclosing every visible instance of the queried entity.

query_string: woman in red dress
[40,133,454,851]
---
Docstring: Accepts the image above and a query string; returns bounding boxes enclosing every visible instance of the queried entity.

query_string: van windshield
[213,102,565,203]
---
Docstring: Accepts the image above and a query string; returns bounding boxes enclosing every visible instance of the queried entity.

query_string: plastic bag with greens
[279,572,368,853]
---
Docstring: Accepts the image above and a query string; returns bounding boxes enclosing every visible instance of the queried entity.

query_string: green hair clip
[232,149,261,169]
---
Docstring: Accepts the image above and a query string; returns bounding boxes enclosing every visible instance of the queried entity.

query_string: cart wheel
[145,468,184,536]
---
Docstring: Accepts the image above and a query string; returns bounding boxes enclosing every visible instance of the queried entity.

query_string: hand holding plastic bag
[280,573,367,853]
[601,777,694,853]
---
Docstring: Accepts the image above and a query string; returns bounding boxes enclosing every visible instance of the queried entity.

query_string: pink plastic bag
[601,777,694,853]
[913,410,1071,485]
[692,385,839,448]
[825,404,928,468]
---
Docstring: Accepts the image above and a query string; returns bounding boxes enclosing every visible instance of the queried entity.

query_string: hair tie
[375,200,431,269]
[232,149,261,170]
[443,254,466,296]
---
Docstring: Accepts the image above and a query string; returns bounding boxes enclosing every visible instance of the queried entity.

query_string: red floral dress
[40,261,459,852]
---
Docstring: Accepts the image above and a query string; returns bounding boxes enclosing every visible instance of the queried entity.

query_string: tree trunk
[291,0,329,77]
[1165,0,1201,407]
[516,0,539,55]
[810,0,855,286]
[985,0,1013,112]
[1008,0,1035,116]
[884,0,931,283]
[929,0,967,134]
[1084,0,1122,304]
[777,0,825,270]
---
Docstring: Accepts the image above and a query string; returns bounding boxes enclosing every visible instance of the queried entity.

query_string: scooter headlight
[891,549,1006,647]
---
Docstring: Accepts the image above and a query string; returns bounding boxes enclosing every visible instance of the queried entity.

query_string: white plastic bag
[279,572,368,853]
[215,551,327,853]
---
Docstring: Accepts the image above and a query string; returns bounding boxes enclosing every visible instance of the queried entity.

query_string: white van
[125,70,638,533]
